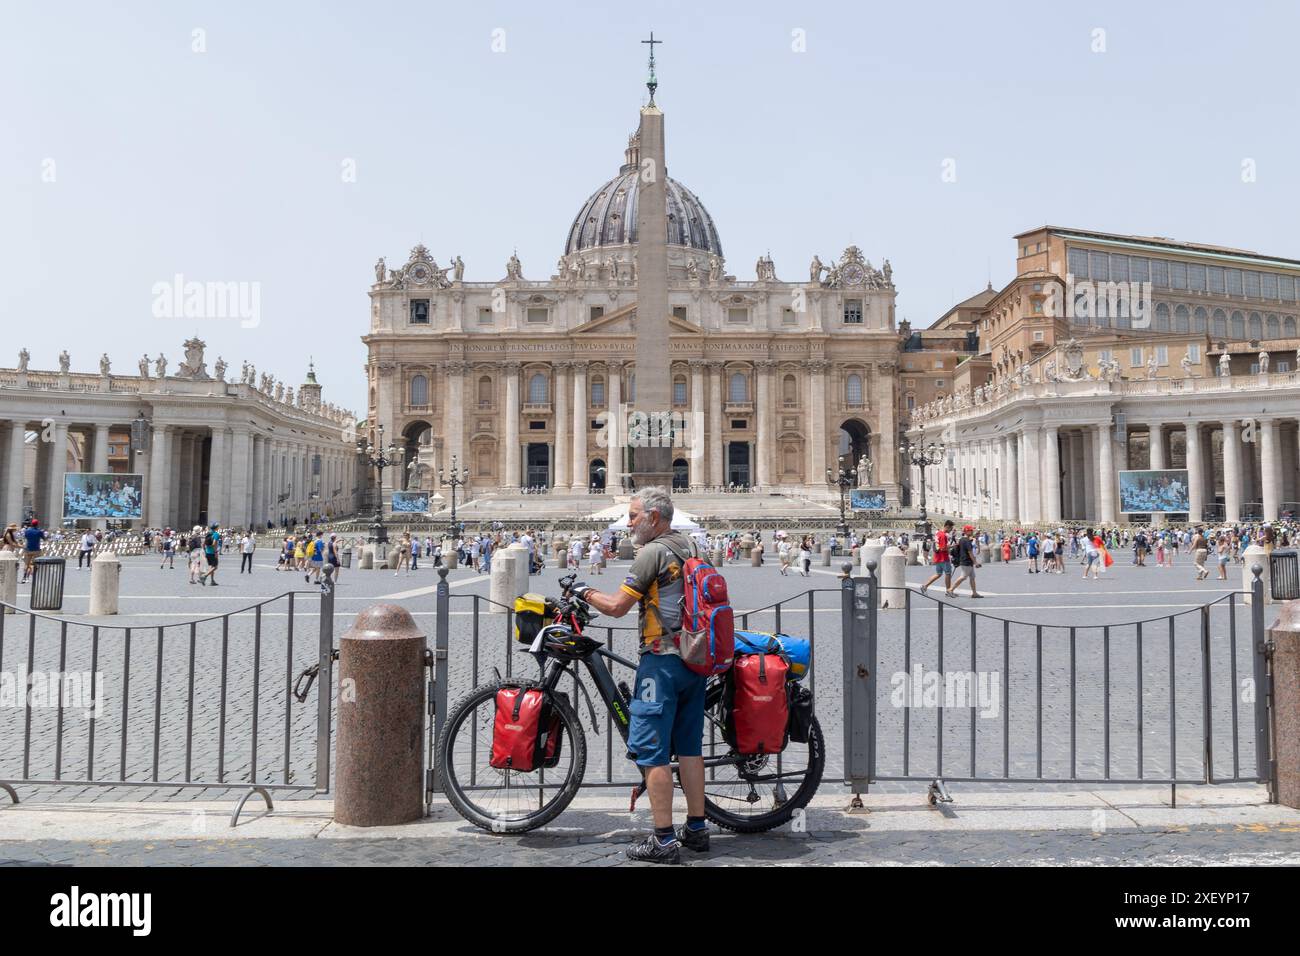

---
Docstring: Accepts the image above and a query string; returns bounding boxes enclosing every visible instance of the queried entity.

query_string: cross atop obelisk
[642,31,661,105]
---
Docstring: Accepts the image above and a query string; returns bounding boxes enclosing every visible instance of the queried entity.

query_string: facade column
[91,423,110,473]
[5,422,26,524]
[1222,420,1242,522]
[808,361,827,491]
[756,361,773,488]
[1185,423,1204,523]
[570,362,587,492]
[606,362,622,492]
[446,362,465,489]
[1261,418,1280,521]
[171,432,189,529]
[1081,428,1096,522]
[689,360,705,491]
[147,425,171,529]
[229,426,251,529]
[1097,423,1116,524]
[709,363,724,489]
[503,363,520,489]
[1042,427,1061,523]
[554,363,570,491]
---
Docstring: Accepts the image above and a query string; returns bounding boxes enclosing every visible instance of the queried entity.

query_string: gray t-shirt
[619,531,695,656]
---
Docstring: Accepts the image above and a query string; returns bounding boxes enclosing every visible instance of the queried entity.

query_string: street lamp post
[826,463,858,537]
[438,454,471,537]
[899,438,947,542]
[357,423,400,544]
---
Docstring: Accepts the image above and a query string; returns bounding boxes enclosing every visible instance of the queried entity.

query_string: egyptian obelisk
[629,32,675,489]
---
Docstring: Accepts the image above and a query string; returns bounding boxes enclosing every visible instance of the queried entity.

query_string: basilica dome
[563,132,723,258]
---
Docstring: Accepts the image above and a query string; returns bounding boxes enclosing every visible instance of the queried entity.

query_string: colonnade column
[808,361,827,491]
[1261,418,1280,521]
[1185,423,1203,523]
[209,428,228,527]
[503,363,520,489]
[1096,423,1116,525]
[1222,420,1242,523]
[570,362,588,492]
[1004,433,1019,522]
[554,363,570,491]
[1148,423,1166,526]
[229,426,251,529]
[5,422,26,523]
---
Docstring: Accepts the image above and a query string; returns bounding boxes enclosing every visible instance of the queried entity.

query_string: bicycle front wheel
[437,679,587,834]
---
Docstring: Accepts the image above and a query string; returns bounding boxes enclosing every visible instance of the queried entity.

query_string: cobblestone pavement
[1,551,1269,808]
[3,822,1298,867]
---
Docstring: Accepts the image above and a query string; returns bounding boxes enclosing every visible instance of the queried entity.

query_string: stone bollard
[442,540,458,571]
[860,537,885,574]
[907,541,921,566]
[1270,600,1300,807]
[358,547,374,570]
[489,550,518,613]
[1243,546,1271,605]
[335,604,427,826]
[711,548,724,566]
[618,537,634,560]
[992,543,1002,563]
[88,552,121,616]
[553,537,568,569]
[0,551,18,614]
[821,548,832,567]
[751,548,763,567]
[739,533,755,558]
[980,544,992,565]
[880,549,907,609]
[386,548,401,570]
[507,542,530,595]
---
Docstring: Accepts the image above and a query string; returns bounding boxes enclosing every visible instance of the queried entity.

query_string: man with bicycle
[571,486,705,864]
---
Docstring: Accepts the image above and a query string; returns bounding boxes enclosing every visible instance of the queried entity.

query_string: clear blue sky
[5,0,1298,414]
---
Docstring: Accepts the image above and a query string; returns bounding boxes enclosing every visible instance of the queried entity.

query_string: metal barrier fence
[0,580,335,825]
[426,572,842,798]
[842,563,1278,805]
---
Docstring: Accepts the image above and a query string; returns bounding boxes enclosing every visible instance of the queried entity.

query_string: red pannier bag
[723,653,790,755]
[490,686,563,771]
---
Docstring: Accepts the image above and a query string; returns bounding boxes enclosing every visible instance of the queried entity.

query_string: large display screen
[1118,469,1190,514]
[63,473,144,519]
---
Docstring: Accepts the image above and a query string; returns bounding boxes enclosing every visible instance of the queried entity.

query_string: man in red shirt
[919,520,955,597]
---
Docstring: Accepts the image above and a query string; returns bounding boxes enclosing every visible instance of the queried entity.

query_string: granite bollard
[617,537,635,560]
[489,550,518,613]
[1268,599,1300,807]
[1243,547,1271,605]
[335,604,426,827]
[880,549,907,609]
[88,552,120,616]
[442,539,458,571]
[0,551,18,614]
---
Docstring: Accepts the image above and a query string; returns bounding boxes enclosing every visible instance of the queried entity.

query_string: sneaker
[677,824,710,853]
[626,833,681,865]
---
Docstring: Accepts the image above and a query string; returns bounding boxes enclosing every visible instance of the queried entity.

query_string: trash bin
[1271,550,1299,601]
[342,549,353,569]
[30,556,66,611]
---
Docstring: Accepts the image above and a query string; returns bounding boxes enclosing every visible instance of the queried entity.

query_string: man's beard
[632,522,657,546]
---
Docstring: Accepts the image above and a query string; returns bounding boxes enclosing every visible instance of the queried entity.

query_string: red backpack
[669,546,734,676]
[723,652,790,754]
[490,687,563,772]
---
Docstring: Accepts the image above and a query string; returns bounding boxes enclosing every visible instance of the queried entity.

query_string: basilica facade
[363,128,903,506]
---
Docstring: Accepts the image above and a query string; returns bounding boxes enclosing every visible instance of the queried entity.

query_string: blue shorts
[933,560,953,575]
[628,652,706,767]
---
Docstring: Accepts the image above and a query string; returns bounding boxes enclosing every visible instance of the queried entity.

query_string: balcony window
[845,373,863,405]
[409,375,428,406]
[728,373,748,402]
[528,373,548,403]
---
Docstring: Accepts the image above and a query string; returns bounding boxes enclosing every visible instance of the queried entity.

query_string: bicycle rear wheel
[693,712,825,834]
[437,679,587,834]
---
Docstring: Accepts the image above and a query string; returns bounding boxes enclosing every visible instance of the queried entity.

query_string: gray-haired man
[570,486,705,864]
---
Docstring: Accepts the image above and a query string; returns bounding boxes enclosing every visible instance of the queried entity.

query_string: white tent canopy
[602,506,701,532]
